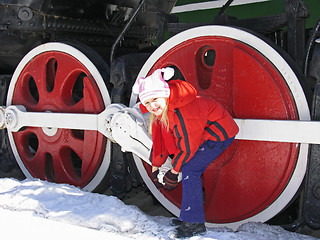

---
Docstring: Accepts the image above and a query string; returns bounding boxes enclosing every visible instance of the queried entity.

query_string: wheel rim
[7,42,111,191]
[130,26,310,229]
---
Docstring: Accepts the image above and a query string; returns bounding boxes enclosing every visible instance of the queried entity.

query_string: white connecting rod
[0,104,126,141]
[234,119,320,144]
[1,105,320,144]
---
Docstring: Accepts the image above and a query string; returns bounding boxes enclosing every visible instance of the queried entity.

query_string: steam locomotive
[1,0,320,235]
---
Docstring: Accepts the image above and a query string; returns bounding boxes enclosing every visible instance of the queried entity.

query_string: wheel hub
[41,111,58,136]
[41,126,58,136]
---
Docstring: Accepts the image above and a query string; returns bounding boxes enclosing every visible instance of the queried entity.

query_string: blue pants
[179,138,234,223]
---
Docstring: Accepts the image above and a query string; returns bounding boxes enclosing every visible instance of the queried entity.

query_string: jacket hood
[168,80,197,109]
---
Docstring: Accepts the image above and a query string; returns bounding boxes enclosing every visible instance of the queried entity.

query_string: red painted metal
[11,51,107,188]
[144,36,299,223]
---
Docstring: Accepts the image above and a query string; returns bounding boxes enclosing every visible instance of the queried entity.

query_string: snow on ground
[0,178,317,240]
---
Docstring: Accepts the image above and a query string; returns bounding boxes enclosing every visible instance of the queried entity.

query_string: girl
[132,68,239,238]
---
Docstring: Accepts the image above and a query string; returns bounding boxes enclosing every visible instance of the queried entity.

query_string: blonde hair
[149,100,169,134]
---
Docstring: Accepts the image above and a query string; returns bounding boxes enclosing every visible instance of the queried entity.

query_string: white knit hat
[132,67,174,105]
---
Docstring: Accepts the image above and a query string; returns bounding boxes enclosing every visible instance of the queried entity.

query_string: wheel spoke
[12,128,50,180]
[61,130,84,157]
[83,76,105,113]
[152,43,199,87]
[53,150,81,184]
[51,53,84,90]
[26,150,47,180]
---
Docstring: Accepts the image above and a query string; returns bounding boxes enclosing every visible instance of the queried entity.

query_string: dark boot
[173,221,206,238]
[170,218,183,226]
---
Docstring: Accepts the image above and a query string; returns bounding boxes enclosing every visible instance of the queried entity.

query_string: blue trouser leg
[179,138,234,223]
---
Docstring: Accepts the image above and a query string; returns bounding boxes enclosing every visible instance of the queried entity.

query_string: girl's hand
[152,166,159,172]
[151,169,162,188]
[163,170,178,190]
[171,169,179,174]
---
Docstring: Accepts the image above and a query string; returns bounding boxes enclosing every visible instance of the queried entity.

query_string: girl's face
[144,97,167,116]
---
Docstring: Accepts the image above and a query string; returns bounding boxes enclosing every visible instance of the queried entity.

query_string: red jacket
[149,80,239,172]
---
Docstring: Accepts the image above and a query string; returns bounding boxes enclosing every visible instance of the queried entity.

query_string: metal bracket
[302,79,320,229]
[285,0,309,68]
[110,0,146,64]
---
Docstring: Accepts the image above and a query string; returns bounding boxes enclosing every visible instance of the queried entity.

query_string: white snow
[0,177,317,240]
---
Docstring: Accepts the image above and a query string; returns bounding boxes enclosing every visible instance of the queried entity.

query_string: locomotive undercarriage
[1,0,320,236]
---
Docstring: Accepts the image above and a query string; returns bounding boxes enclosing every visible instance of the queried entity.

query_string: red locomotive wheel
[130,26,310,229]
[7,42,112,191]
